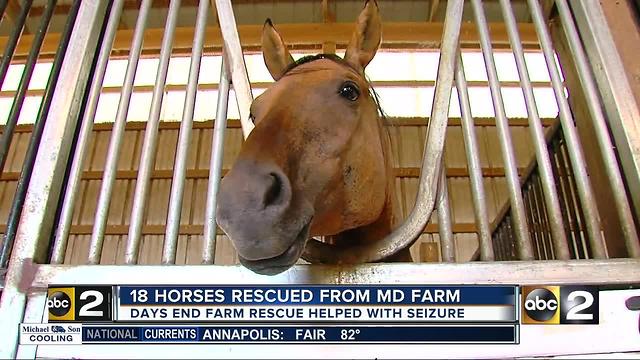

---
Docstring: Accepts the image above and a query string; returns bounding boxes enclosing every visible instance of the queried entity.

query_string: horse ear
[262,19,295,80]
[344,0,381,72]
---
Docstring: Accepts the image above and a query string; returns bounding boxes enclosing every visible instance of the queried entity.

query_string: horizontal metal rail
[29,259,640,287]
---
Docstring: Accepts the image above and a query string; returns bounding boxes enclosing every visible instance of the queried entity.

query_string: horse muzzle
[216,160,312,275]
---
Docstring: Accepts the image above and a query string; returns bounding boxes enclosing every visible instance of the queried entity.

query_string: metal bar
[50,0,125,264]
[470,0,533,260]
[499,0,570,260]
[555,0,640,257]
[126,0,181,264]
[214,0,254,138]
[202,55,231,265]
[553,139,585,259]
[164,0,208,264]
[528,0,607,259]
[0,0,31,90]
[15,293,46,359]
[550,140,578,259]
[0,0,8,23]
[302,0,464,263]
[0,1,107,356]
[437,164,455,262]
[0,0,79,269]
[568,0,640,232]
[0,0,54,175]
[88,0,152,264]
[523,186,541,259]
[559,139,591,259]
[531,174,554,259]
[454,52,494,261]
[30,259,640,286]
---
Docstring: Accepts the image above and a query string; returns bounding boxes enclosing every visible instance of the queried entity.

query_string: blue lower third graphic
[82,325,517,344]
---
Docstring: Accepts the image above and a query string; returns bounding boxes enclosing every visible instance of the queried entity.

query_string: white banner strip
[115,305,515,322]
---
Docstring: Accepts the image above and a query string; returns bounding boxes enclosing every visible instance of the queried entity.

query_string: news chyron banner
[21,285,518,345]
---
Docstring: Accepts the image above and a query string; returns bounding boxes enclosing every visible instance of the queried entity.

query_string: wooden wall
[0,117,552,265]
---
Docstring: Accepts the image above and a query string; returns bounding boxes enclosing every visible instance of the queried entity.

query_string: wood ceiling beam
[0,22,539,57]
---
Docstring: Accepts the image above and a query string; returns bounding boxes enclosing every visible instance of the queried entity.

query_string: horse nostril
[263,172,283,208]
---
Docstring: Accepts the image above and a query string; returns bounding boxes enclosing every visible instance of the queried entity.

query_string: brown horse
[216,0,411,275]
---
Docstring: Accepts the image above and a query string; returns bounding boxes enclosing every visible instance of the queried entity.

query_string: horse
[216,0,411,275]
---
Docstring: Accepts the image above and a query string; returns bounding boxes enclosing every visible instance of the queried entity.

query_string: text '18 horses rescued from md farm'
[216,1,414,275]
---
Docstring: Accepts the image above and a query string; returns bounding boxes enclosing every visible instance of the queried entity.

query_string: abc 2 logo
[521,286,599,324]
[47,286,113,322]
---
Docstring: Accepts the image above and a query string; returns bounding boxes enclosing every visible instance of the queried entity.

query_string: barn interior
[0,0,640,357]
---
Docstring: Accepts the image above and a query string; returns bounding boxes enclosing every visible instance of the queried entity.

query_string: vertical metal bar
[525,183,544,259]
[0,0,32,90]
[126,0,181,264]
[553,139,585,259]
[550,140,577,259]
[532,174,554,259]
[88,0,152,264]
[15,293,46,359]
[505,216,517,259]
[202,56,231,265]
[523,186,540,259]
[528,0,607,259]
[164,0,208,264]
[555,0,640,257]
[499,0,570,260]
[454,52,494,261]
[568,0,640,234]
[437,164,455,262]
[0,2,107,357]
[0,0,80,269]
[50,0,125,264]
[0,0,55,175]
[214,0,254,139]
[470,0,534,260]
[559,139,591,259]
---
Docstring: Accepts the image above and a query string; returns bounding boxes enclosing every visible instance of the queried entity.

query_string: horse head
[217,0,401,275]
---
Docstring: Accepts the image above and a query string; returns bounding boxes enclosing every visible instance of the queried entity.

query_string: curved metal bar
[88,0,153,264]
[528,0,607,259]
[499,0,570,260]
[437,162,455,262]
[164,0,209,264]
[302,0,464,264]
[126,0,182,264]
[50,0,125,264]
[554,0,640,257]
[0,0,32,90]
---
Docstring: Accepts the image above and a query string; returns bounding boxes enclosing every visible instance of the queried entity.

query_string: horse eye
[339,81,360,101]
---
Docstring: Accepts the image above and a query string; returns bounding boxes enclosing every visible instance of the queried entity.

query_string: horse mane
[282,53,399,227]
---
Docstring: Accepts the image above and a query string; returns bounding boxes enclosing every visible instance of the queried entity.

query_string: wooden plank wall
[0,117,548,265]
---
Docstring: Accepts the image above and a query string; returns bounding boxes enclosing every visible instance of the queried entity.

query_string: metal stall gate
[0,0,639,358]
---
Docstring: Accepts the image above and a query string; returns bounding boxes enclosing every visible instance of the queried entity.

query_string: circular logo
[47,291,71,317]
[524,288,558,321]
